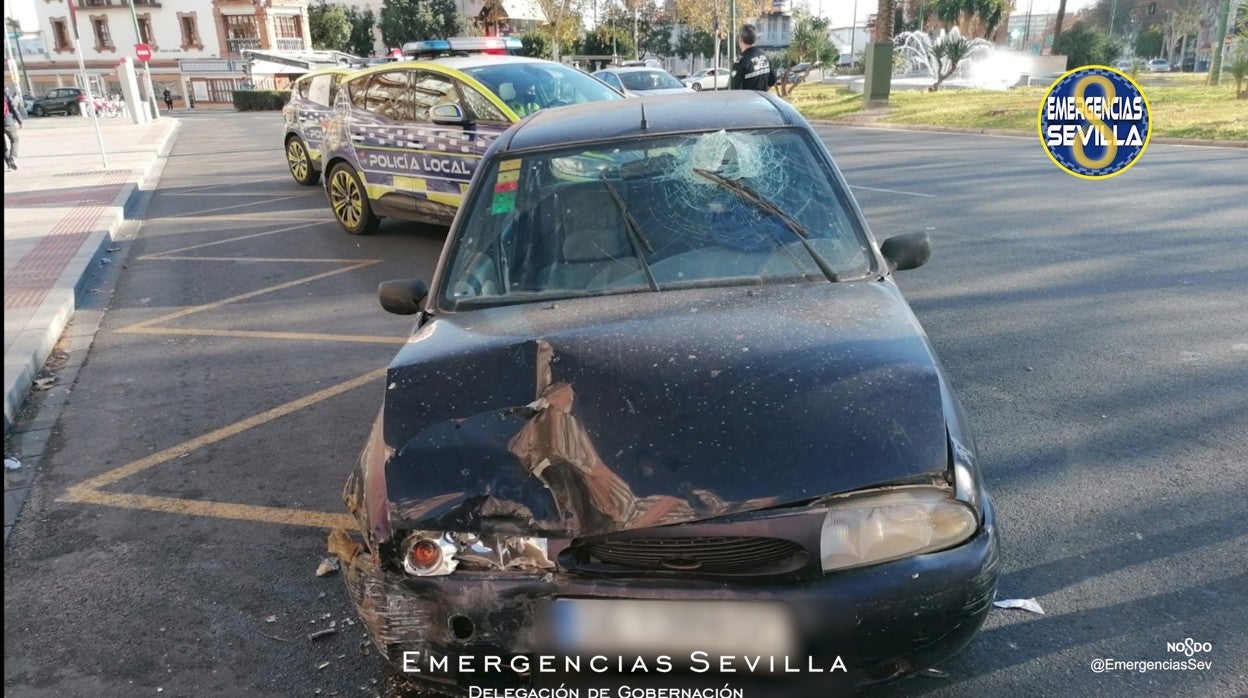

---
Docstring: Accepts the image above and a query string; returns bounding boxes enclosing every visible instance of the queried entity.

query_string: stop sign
[135,43,152,62]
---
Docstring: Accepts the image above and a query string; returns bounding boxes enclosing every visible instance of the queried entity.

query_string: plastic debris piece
[264,615,277,623]
[5,457,21,471]
[308,628,337,641]
[107,246,121,252]
[316,556,340,577]
[33,377,56,390]
[919,668,948,679]
[317,661,331,670]
[993,598,1045,614]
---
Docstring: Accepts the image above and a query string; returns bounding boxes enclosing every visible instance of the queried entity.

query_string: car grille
[587,536,805,573]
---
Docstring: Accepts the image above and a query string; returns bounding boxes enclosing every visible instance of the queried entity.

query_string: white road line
[850,184,938,198]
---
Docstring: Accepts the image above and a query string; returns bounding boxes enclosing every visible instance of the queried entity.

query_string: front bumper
[344,499,999,696]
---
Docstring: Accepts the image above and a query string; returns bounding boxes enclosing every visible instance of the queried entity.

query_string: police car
[320,52,623,235]
[283,67,357,186]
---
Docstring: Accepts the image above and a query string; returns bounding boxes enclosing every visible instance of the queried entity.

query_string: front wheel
[285,136,320,186]
[690,82,703,92]
[33,105,46,117]
[67,104,80,116]
[327,163,379,235]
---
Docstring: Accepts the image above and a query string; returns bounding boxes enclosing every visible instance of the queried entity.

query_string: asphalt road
[4,111,1246,697]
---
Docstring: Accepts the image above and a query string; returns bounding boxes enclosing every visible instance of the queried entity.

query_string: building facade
[12,0,311,108]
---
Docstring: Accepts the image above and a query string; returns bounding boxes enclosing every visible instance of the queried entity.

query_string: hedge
[233,89,290,111]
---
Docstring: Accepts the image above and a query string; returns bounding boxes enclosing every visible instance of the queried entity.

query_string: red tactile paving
[4,171,131,310]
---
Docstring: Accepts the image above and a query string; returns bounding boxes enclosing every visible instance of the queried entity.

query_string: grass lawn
[786,79,1247,142]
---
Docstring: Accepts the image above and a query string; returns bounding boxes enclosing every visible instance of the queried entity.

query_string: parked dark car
[333,91,999,696]
[30,87,87,116]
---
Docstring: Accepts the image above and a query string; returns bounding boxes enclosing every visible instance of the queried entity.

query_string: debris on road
[264,615,277,623]
[919,668,949,679]
[316,556,340,577]
[33,377,56,390]
[309,627,337,642]
[993,598,1045,614]
[257,629,293,643]
[317,661,331,670]
[5,457,21,471]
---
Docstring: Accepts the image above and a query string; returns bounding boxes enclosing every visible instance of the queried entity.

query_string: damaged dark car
[334,92,999,696]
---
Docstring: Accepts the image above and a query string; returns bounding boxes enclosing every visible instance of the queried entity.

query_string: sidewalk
[3,112,180,434]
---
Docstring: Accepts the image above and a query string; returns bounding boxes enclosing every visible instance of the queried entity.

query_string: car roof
[297,66,355,80]
[499,91,798,152]
[343,54,558,82]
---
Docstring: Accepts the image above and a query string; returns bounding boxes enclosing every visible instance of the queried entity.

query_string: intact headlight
[819,487,978,572]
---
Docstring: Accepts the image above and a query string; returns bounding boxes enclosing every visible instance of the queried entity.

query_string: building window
[91,15,114,51]
[51,17,73,52]
[223,15,260,54]
[178,13,203,50]
[138,16,154,46]
[205,78,239,102]
[273,15,304,51]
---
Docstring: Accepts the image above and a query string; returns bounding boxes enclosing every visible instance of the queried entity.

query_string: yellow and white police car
[320,52,623,235]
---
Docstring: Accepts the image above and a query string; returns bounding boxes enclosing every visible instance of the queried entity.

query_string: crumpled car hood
[379,281,950,538]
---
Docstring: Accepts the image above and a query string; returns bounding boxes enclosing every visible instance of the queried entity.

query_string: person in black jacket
[730,24,775,91]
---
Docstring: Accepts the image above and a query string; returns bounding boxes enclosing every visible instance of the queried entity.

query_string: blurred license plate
[549,599,796,657]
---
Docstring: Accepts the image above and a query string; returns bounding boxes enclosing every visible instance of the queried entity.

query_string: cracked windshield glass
[444,129,875,308]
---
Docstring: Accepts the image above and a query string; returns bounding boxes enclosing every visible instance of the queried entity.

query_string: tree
[1135,26,1163,56]
[928,0,1009,38]
[1054,0,1069,42]
[674,28,715,58]
[674,0,763,67]
[309,1,351,51]
[379,0,462,47]
[534,0,585,61]
[1052,21,1119,69]
[520,31,553,59]
[344,7,376,56]
[774,13,838,97]
[577,24,634,57]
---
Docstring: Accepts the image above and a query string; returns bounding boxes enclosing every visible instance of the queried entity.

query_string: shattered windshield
[441,128,873,310]
[464,63,622,116]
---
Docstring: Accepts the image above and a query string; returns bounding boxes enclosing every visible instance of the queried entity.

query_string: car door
[715,68,730,89]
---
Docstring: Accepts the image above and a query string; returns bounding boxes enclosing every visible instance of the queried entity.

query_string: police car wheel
[328,164,379,236]
[286,136,320,186]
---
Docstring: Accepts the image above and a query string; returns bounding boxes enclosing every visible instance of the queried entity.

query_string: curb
[808,119,1247,148]
[2,119,182,435]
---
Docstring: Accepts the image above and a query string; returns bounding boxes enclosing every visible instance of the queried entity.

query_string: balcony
[227,37,261,54]
[275,38,305,51]
[77,0,163,7]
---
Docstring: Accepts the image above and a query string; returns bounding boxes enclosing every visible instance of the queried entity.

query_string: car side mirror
[430,103,469,125]
[880,231,932,272]
[378,279,428,315]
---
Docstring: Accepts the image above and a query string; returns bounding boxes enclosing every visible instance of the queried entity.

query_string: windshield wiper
[692,167,841,283]
[600,177,659,291]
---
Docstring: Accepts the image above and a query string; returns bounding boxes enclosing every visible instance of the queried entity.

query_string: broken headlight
[819,487,977,572]
[400,532,555,576]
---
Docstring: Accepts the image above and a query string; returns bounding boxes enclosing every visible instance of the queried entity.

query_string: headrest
[498,83,516,101]
[564,228,630,262]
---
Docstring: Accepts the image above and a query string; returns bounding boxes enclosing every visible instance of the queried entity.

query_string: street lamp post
[126,0,160,119]
[850,0,858,66]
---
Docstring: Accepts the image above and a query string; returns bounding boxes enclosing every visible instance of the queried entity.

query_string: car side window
[410,71,458,122]
[295,77,311,100]
[307,74,332,107]
[458,82,508,123]
[364,70,416,121]
[348,75,370,110]
[599,73,622,90]
[328,75,343,106]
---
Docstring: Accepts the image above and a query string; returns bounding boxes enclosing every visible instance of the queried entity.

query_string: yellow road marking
[64,367,384,494]
[121,260,380,330]
[141,221,319,258]
[168,193,308,219]
[121,326,405,344]
[60,490,355,530]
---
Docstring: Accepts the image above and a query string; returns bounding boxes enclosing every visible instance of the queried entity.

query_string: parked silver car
[593,67,693,96]
[681,67,730,91]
